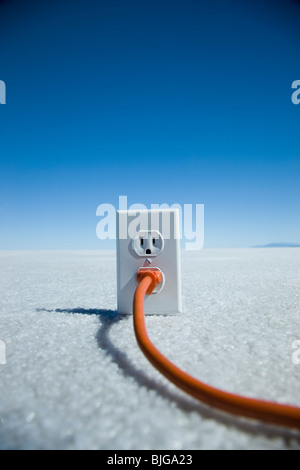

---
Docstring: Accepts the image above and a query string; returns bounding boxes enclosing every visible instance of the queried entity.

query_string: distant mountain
[254,243,300,248]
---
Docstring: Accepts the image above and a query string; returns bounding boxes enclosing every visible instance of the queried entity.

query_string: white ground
[0,249,300,450]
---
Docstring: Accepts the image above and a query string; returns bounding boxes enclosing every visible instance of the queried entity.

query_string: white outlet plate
[116,209,182,315]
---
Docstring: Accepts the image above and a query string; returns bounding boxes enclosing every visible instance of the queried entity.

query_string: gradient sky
[0,0,300,249]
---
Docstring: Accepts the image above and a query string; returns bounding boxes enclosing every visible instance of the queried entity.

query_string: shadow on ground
[38,307,300,444]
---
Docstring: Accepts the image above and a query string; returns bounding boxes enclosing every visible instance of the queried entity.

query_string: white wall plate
[116,209,182,315]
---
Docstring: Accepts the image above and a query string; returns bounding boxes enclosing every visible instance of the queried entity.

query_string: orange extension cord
[133,269,300,430]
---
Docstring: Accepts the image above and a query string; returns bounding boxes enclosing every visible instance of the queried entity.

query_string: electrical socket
[116,209,182,315]
[132,230,164,257]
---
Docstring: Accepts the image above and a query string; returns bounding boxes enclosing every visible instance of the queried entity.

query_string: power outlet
[116,209,182,315]
[132,230,164,257]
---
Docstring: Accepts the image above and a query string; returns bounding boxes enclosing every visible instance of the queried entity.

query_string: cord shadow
[38,307,300,444]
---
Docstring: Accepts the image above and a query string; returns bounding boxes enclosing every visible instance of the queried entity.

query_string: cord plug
[137,268,163,295]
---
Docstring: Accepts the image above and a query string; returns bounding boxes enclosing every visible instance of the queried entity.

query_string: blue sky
[0,0,299,249]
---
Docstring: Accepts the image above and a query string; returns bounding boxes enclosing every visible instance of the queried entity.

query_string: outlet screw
[145,258,152,265]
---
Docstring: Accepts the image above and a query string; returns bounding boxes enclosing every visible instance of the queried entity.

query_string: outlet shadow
[38,307,300,443]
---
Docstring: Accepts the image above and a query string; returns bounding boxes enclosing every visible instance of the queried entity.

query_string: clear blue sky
[0,0,299,249]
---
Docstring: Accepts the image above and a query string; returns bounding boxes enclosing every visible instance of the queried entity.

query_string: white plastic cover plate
[116,209,182,315]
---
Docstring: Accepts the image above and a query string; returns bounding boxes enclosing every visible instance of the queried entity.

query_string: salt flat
[0,249,299,450]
